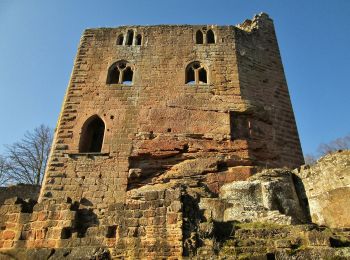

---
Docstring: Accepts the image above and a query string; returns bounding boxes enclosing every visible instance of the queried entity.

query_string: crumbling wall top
[236,12,272,32]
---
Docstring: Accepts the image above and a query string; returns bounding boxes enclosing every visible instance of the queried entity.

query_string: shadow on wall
[61,197,99,239]
[291,173,312,223]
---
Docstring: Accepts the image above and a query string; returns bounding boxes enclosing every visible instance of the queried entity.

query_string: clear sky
[0,0,349,156]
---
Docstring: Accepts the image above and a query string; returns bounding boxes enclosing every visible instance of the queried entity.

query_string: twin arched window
[107,61,207,86]
[117,30,142,46]
[79,116,105,153]
[195,29,215,44]
[185,61,208,84]
[106,61,133,85]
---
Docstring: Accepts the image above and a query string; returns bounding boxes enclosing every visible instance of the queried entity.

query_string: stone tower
[0,13,309,259]
[40,12,303,204]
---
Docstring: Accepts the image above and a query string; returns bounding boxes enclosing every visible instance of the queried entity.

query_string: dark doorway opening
[79,116,105,153]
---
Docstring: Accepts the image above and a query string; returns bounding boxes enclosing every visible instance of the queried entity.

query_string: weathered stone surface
[217,169,308,225]
[295,150,350,228]
[0,185,40,205]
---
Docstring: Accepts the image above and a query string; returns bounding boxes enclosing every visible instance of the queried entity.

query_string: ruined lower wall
[0,151,349,259]
[0,187,183,259]
[0,184,40,205]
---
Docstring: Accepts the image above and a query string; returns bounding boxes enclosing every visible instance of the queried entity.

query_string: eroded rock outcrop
[295,150,350,228]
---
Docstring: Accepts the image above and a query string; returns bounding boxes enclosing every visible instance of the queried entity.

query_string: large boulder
[295,150,350,228]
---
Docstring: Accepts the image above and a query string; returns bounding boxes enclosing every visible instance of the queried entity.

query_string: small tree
[304,133,350,165]
[304,154,317,165]
[0,155,9,186]
[5,125,53,185]
[317,133,350,156]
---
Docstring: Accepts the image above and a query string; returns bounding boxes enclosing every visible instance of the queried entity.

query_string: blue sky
[0,0,349,156]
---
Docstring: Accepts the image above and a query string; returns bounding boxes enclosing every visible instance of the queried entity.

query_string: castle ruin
[0,13,349,259]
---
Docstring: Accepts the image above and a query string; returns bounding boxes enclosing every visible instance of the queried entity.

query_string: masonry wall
[0,13,306,258]
[1,12,348,255]
[0,185,40,205]
[0,187,183,259]
[40,24,246,208]
[41,14,303,214]
[235,14,304,168]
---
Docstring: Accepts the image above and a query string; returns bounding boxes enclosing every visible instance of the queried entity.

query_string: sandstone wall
[0,153,349,258]
[295,150,350,228]
[0,13,312,259]
[0,187,183,259]
[0,184,40,205]
[40,13,304,218]
[235,14,304,168]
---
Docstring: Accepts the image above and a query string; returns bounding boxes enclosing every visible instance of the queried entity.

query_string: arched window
[198,68,207,83]
[79,116,105,153]
[136,34,142,45]
[185,61,208,84]
[117,34,124,45]
[207,29,215,44]
[106,61,133,85]
[196,30,203,44]
[126,30,134,45]
[186,66,195,84]
[108,66,120,84]
[122,67,133,85]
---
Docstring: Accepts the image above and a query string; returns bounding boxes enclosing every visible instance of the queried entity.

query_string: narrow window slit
[136,34,142,45]
[196,30,203,44]
[198,68,207,83]
[117,34,124,45]
[122,67,133,85]
[186,66,195,84]
[108,68,119,84]
[126,30,134,45]
[207,29,215,44]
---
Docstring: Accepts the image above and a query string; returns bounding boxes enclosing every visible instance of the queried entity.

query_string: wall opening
[196,30,203,44]
[122,67,133,85]
[79,116,105,153]
[198,68,207,83]
[61,227,72,239]
[186,66,195,84]
[207,29,215,44]
[230,112,250,140]
[126,30,134,45]
[107,61,133,85]
[117,34,124,45]
[108,66,120,84]
[136,34,142,45]
[185,61,207,84]
[106,225,117,238]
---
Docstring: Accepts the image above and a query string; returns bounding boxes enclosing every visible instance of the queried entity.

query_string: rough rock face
[219,170,308,224]
[295,150,350,228]
[198,170,308,227]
